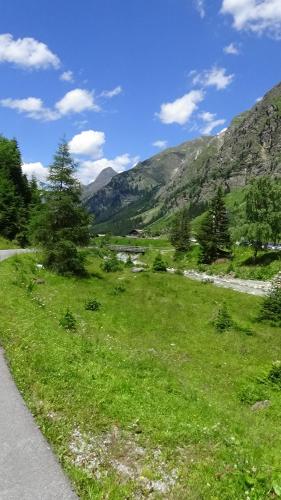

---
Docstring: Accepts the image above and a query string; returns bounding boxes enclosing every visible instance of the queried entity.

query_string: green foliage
[85,298,101,311]
[0,135,35,244]
[152,253,167,272]
[102,254,121,272]
[260,285,281,326]
[170,207,191,252]
[197,187,231,264]
[113,284,126,295]
[239,177,281,258]
[30,140,90,275]
[60,309,77,330]
[214,303,234,332]
[267,361,281,387]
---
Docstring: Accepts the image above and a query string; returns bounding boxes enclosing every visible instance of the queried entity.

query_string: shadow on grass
[242,251,281,267]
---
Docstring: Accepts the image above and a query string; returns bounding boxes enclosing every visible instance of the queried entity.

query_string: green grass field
[0,252,281,498]
[0,236,19,250]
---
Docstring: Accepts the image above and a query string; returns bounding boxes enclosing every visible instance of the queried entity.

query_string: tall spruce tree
[197,187,231,263]
[170,207,191,252]
[30,140,90,275]
[0,135,31,244]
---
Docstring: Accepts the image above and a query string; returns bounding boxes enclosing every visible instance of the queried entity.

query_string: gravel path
[168,268,271,296]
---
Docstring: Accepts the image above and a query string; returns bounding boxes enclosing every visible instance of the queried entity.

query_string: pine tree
[170,207,191,252]
[197,187,231,264]
[30,140,91,275]
[0,135,31,243]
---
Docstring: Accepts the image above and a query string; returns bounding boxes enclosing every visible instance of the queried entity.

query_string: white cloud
[224,42,239,55]
[60,70,74,82]
[157,90,204,125]
[78,154,140,184]
[194,0,205,18]
[192,66,234,90]
[199,111,226,135]
[1,97,59,121]
[69,130,105,158]
[221,0,281,37]
[101,85,123,98]
[22,162,48,182]
[1,88,100,121]
[153,140,168,149]
[0,33,60,69]
[55,88,99,115]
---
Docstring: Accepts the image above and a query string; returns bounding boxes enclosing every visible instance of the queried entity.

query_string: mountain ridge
[85,81,281,234]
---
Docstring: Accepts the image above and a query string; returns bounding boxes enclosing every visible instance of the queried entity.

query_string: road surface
[0,249,77,499]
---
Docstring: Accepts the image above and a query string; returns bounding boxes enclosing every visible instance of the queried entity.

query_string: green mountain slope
[86,82,281,234]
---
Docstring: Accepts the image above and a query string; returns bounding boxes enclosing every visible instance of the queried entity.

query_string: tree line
[170,179,281,263]
[0,135,91,275]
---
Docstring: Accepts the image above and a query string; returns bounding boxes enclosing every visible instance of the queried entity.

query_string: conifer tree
[30,140,90,275]
[170,207,191,252]
[0,135,31,243]
[197,187,231,263]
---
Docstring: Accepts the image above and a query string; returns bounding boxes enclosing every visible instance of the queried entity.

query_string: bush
[259,286,281,326]
[125,255,133,267]
[102,255,121,273]
[153,253,167,272]
[267,361,281,387]
[44,240,86,276]
[214,303,233,332]
[60,309,76,330]
[85,299,101,311]
[113,284,126,295]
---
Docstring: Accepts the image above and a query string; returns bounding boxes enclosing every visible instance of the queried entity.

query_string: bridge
[106,244,147,254]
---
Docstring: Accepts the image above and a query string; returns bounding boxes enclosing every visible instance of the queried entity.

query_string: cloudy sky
[1,0,281,184]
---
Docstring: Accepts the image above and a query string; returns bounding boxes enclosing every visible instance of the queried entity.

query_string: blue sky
[1,0,281,184]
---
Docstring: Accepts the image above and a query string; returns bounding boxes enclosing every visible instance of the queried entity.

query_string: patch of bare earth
[68,425,182,497]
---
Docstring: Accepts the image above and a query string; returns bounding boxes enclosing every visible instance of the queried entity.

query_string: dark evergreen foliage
[170,207,191,252]
[30,140,90,275]
[0,135,34,244]
[197,187,231,263]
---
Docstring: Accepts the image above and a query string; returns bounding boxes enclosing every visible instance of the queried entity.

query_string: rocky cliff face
[85,82,281,234]
[82,167,117,201]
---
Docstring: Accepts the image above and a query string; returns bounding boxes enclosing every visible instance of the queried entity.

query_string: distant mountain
[85,82,281,234]
[82,167,117,201]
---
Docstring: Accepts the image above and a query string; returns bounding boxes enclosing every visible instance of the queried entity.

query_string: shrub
[60,309,77,330]
[85,299,101,311]
[44,240,86,276]
[267,361,281,387]
[102,255,121,273]
[214,303,233,332]
[259,286,281,326]
[125,255,134,267]
[153,253,167,272]
[113,284,126,295]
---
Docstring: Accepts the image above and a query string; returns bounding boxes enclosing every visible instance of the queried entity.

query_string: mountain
[82,167,117,201]
[85,82,281,234]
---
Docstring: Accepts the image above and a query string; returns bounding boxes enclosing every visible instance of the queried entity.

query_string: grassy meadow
[0,250,281,498]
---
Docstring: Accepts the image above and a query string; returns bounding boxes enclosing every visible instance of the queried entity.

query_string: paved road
[0,351,77,499]
[0,249,77,499]
[0,249,33,262]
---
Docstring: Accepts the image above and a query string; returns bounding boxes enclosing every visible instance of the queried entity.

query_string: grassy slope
[0,236,19,250]
[0,253,281,498]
